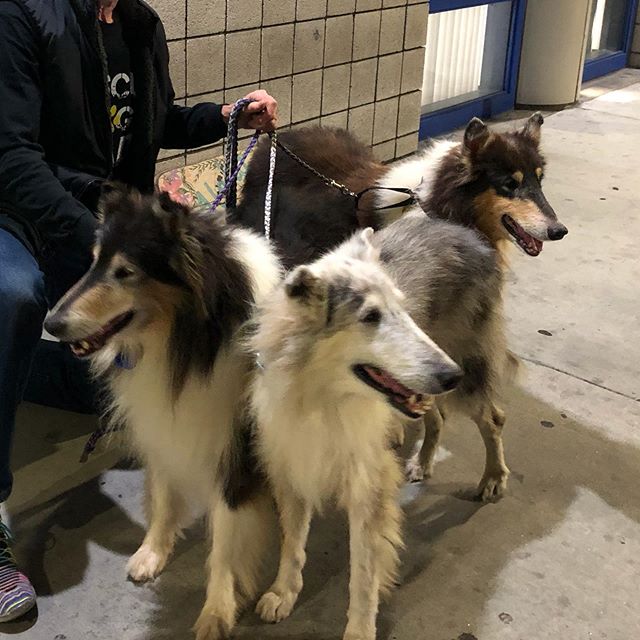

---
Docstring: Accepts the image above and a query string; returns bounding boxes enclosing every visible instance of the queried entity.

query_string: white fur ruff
[100,229,281,639]
[107,229,281,515]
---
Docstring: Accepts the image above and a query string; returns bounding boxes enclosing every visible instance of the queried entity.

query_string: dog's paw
[256,590,297,623]
[476,469,509,502]
[343,630,375,640]
[343,619,376,640]
[193,608,234,640]
[406,459,424,483]
[405,454,432,483]
[126,544,168,583]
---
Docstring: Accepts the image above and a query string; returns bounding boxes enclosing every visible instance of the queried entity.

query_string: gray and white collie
[45,185,281,639]
[250,229,461,640]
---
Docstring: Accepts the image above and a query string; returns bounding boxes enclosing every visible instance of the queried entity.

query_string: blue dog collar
[115,351,137,370]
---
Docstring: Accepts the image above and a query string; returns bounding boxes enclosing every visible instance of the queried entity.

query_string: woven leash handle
[224,98,251,210]
[209,99,260,214]
[264,131,277,238]
[218,98,278,239]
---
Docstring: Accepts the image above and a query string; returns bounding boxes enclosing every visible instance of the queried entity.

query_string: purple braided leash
[209,133,259,212]
[216,98,258,212]
[80,419,117,462]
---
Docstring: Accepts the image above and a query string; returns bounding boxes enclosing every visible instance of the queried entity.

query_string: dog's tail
[504,349,522,384]
[201,491,276,635]
[226,491,277,603]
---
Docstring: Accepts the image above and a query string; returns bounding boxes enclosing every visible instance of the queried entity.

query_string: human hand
[222,90,278,132]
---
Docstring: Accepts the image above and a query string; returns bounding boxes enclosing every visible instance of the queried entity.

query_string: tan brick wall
[630,3,640,68]
[152,0,428,175]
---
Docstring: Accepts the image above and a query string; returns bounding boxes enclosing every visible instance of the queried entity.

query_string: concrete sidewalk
[5,70,640,640]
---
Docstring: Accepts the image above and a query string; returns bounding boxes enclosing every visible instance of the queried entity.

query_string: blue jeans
[0,229,98,502]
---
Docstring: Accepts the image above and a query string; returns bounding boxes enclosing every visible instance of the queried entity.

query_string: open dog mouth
[353,364,432,419]
[68,311,135,358]
[502,214,543,257]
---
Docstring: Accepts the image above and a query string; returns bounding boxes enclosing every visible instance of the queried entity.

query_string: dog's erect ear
[356,227,380,262]
[100,181,126,199]
[521,112,544,145]
[98,181,138,220]
[463,117,491,154]
[347,227,381,263]
[155,190,193,236]
[285,266,326,303]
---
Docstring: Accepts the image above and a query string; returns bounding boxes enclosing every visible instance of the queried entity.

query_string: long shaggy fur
[250,230,459,640]
[233,116,565,269]
[46,186,282,639]
[231,126,387,268]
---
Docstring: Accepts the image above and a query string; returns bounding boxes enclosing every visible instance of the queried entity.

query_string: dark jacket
[0,0,227,255]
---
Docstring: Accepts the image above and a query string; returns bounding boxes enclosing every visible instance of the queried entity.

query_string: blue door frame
[582,0,639,82]
[419,0,528,140]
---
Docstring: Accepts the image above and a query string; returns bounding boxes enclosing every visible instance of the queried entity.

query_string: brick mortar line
[168,11,428,44]
[176,49,426,97]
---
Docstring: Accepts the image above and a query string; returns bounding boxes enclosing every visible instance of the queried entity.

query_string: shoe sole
[0,596,36,623]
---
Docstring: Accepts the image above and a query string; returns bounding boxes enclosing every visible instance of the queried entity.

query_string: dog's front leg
[344,455,402,640]
[343,508,380,640]
[256,489,312,623]
[474,403,510,501]
[195,493,273,640]
[127,465,185,582]
[407,404,445,482]
[194,499,240,640]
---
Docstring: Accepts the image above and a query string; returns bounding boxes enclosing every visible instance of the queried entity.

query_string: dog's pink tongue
[365,366,410,396]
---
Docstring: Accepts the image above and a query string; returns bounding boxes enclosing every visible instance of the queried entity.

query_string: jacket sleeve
[0,1,94,250]
[159,24,227,150]
[162,101,228,150]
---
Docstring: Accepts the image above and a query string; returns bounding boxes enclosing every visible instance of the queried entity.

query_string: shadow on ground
[4,383,639,638]
[131,384,640,640]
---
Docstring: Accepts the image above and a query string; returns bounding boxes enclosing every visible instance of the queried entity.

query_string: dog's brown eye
[114,266,135,280]
[504,177,520,192]
[361,308,382,324]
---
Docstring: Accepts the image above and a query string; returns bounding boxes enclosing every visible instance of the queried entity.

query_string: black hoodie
[0,0,227,255]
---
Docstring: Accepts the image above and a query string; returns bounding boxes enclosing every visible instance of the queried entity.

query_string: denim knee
[0,265,47,354]
[0,276,46,337]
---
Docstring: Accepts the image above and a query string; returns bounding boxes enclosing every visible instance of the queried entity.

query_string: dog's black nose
[437,365,463,392]
[44,314,66,337]
[548,224,568,240]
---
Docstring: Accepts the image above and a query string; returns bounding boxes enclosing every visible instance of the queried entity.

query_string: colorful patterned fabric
[156,151,253,211]
[0,521,36,622]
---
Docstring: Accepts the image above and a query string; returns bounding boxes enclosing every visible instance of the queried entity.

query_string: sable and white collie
[45,185,281,639]
[250,229,461,640]
[232,113,567,270]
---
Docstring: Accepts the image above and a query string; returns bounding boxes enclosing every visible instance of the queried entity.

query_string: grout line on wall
[179,5,402,41]
[394,4,409,146]
[181,0,188,163]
